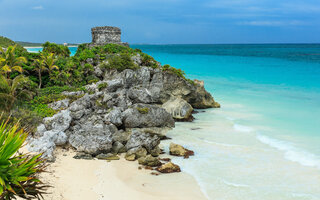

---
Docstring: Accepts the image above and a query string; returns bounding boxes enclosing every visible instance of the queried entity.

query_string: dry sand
[39,148,207,200]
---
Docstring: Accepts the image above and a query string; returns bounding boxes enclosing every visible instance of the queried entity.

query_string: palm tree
[0,75,33,111]
[33,53,59,88]
[0,45,27,77]
[33,58,45,88]
[41,52,59,72]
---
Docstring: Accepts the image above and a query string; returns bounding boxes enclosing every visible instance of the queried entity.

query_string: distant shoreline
[24,45,78,48]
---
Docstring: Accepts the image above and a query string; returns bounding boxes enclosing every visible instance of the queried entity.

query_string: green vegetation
[0,37,26,57]
[0,75,34,111]
[0,36,19,48]
[162,64,186,78]
[140,53,158,68]
[161,64,194,84]
[42,42,70,57]
[102,53,138,71]
[0,118,47,199]
[98,82,108,91]
[0,45,27,77]
[137,107,149,114]
[34,53,59,88]
[15,41,43,47]
[0,36,24,49]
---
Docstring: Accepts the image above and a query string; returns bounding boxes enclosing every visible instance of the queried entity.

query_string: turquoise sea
[27,44,320,200]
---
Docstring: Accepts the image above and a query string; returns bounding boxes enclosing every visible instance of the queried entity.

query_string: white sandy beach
[39,148,207,200]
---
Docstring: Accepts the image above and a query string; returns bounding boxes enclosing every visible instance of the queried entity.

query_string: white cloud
[32,5,43,10]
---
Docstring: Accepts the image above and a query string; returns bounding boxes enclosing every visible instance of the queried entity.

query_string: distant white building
[63,43,68,46]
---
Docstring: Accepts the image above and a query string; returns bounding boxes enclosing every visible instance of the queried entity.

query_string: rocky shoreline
[27,27,220,173]
[28,63,219,172]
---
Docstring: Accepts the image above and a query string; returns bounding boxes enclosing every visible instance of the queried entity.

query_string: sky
[0,0,320,44]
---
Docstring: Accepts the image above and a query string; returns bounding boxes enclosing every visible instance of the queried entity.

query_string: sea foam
[221,179,250,188]
[257,134,320,170]
[233,124,254,133]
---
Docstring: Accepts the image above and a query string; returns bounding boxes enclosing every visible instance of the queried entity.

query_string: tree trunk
[38,70,42,88]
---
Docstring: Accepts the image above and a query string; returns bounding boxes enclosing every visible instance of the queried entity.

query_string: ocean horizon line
[21,42,320,47]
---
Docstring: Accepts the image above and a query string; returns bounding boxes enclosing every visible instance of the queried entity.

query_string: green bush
[0,119,47,199]
[87,77,99,84]
[162,64,186,78]
[140,53,158,68]
[98,82,108,91]
[28,102,57,117]
[103,53,139,71]
[75,43,141,58]
[77,49,95,62]
[42,41,70,57]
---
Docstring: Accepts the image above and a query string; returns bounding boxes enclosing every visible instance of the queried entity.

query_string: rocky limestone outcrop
[162,97,193,121]
[103,67,219,109]
[28,63,218,161]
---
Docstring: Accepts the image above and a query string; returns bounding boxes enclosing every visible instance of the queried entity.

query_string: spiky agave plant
[0,117,48,199]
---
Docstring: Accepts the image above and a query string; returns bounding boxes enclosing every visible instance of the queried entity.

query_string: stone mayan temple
[91,26,128,46]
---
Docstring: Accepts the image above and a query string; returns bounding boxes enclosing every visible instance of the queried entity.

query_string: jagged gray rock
[43,110,72,132]
[27,130,68,162]
[125,130,161,153]
[68,122,117,155]
[48,99,70,110]
[104,107,123,127]
[122,104,175,128]
[112,141,125,153]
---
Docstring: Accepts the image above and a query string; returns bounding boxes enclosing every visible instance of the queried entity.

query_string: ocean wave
[233,124,254,132]
[257,134,320,170]
[221,179,250,188]
[225,116,235,121]
[291,192,318,199]
[201,139,244,148]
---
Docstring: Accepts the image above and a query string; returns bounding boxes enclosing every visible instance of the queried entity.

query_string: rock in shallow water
[169,143,194,158]
[156,162,181,173]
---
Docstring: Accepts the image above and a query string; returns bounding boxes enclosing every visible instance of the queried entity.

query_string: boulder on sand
[169,143,194,158]
[156,162,181,173]
[138,155,162,167]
